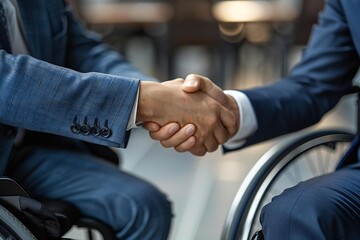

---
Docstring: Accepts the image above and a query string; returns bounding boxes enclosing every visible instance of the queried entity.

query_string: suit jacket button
[100,127,112,138]
[80,125,90,135]
[70,124,81,134]
[90,126,101,136]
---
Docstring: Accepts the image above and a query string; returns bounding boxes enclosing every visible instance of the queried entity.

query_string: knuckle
[208,144,218,153]
[149,133,159,140]
[175,146,186,152]
[220,132,230,145]
[196,134,206,145]
[218,137,227,145]
[209,103,221,115]
[191,146,206,156]
[193,151,205,156]
[230,128,237,137]
[161,141,172,148]
[208,115,218,127]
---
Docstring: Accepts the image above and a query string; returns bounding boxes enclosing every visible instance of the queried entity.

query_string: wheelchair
[220,128,355,240]
[0,175,116,240]
[0,133,119,240]
[221,86,360,240]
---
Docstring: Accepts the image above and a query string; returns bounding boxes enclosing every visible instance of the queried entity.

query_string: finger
[182,74,201,93]
[173,136,197,152]
[149,122,180,141]
[203,134,219,153]
[213,122,230,145]
[219,106,238,136]
[207,138,219,152]
[143,122,160,131]
[160,124,196,148]
[183,74,228,105]
[190,144,207,156]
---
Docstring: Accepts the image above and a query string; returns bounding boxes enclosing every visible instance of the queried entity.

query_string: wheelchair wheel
[221,129,355,240]
[0,204,36,240]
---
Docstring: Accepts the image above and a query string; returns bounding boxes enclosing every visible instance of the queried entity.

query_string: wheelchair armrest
[0,177,30,197]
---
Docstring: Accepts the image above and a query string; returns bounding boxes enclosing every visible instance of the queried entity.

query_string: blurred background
[63,0,358,239]
[67,0,325,88]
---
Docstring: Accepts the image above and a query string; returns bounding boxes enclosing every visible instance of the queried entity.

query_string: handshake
[136,74,240,156]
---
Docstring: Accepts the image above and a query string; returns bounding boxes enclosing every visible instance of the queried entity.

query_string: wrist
[136,81,167,123]
[226,94,240,137]
[137,81,153,123]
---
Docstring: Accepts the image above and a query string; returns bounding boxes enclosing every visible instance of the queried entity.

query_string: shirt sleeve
[223,90,258,149]
[127,86,140,130]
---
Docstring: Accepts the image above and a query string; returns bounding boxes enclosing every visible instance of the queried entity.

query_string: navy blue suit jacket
[227,0,360,151]
[0,0,155,172]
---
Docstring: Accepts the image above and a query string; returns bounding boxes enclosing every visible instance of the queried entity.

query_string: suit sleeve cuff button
[80,125,90,135]
[90,126,101,136]
[100,128,112,138]
[70,124,81,134]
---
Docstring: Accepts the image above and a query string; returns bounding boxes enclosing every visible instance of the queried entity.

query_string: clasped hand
[137,74,239,156]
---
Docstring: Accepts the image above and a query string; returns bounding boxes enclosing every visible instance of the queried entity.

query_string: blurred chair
[73,0,229,87]
[70,0,174,80]
[212,0,325,89]
[164,0,225,86]
[212,0,300,88]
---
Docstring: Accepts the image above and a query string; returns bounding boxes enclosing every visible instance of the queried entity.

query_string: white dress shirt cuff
[223,90,258,149]
[127,87,140,130]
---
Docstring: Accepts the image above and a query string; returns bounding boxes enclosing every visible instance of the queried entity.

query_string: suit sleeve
[0,49,139,148]
[225,0,360,152]
[0,1,162,148]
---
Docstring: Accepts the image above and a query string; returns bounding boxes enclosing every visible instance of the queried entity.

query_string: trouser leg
[9,148,173,240]
[260,164,360,240]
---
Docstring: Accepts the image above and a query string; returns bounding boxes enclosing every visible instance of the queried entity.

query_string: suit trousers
[260,162,360,240]
[7,145,173,240]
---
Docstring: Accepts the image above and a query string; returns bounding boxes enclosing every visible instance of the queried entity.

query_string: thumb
[182,74,201,93]
[184,74,228,105]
